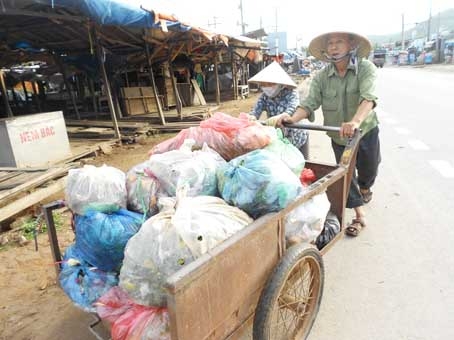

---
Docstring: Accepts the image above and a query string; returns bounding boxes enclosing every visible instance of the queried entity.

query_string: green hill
[368,8,454,47]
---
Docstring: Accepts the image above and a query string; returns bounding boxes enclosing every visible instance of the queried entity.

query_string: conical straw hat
[248,61,297,88]
[308,31,372,61]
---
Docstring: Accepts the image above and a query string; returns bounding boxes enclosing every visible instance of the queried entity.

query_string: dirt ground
[0,93,262,340]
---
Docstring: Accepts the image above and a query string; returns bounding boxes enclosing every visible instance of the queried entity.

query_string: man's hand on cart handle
[340,120,361,138]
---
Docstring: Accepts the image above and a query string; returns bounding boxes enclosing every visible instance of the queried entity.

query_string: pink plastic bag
[149,113,271,160]
[112,305,170,340]
[199,112,253,136]
[96,286,134,324]
[96,287,170,340]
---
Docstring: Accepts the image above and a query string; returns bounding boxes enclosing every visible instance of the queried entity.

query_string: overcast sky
[131,0,453,47]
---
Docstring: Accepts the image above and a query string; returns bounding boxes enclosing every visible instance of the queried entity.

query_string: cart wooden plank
[166,213,283,340]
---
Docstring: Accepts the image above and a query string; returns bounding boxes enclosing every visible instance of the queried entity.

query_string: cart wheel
[253,244,324,340]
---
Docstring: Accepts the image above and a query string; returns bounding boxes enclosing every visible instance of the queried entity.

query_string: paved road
[308,65,454,340]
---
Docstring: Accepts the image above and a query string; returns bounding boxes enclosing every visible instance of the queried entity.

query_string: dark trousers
[331,127,381,208]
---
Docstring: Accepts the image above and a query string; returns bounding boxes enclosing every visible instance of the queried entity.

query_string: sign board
[0,111,72,168]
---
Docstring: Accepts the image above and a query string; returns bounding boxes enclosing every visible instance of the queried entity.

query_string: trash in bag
[96,286,134,324]
[119,191,252,306]
[315,211,341,250]
[95,286,170,340]
[126,161,162,217]
[149,141,225,197]
[112,304,170,340]
[66,164,127,215]
[149,112,271,160]
[264,128,305,176]
[74,208,144,272]
[285,192,331,244]
[59,245,118,312]
[217,149,303,218]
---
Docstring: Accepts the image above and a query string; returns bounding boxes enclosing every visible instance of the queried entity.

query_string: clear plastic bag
[264,128,305,176]
[284,192,331,243]
[217,149,303,218]
[149,141,225,197]
[65,164,127,215]
[119,193,252,306]
[126,161,162,216]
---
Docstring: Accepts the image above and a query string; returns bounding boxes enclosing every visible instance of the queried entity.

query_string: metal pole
[0,70,13,117]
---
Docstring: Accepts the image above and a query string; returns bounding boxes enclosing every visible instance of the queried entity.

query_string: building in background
[267,32,287,56]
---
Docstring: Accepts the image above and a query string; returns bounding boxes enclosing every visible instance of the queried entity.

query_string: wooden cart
[165,124,361,340]
[43,124,361,340]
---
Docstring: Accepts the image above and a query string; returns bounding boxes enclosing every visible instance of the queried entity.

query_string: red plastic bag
[300,168,316,186]
[199,112,253,136]
[96,287,170,340]
[112,305,170,340]
[149,122,271,161]
[96,286,134,324]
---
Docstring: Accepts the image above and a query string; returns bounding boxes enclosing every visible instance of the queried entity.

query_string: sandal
[345,218,366,237]
[360,189,373,204]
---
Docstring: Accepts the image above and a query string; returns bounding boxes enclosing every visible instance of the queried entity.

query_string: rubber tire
[253,244,324,340]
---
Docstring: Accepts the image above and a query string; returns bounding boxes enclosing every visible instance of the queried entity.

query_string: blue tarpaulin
[23,0,192,31]
[33,0,155,27]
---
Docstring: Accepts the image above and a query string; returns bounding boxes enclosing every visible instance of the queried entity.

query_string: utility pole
[401,13,405,50]
[274,7,279,57]
[436,12,441,62]
[239,0,246,35]
[427,5,432,41]
[207,16,220,30]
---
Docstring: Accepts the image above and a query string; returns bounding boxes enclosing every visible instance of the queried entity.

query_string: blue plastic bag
[217,149,303,218]
[59,245,118,312]
[74,209,143,271]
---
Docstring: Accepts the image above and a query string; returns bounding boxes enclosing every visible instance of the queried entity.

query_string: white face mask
[262,84,282,98]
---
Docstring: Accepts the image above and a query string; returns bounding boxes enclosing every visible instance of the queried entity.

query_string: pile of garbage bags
[60,112,338,339]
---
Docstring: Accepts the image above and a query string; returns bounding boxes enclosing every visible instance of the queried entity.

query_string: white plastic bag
[285,192,331,243]
[119,193,252,306]
[149,140,226,197]
[65,164,127,215]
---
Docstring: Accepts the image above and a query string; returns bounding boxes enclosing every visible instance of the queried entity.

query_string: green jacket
[300,58,379,145]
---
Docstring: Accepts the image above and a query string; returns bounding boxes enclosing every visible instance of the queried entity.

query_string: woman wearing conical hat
[247,61,309,158]
[277,31,381,237]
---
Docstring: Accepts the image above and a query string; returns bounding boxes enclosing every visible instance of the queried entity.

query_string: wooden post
[37,81,47,111]
[88,78,98,112]
[31,81,42,112]
[0,71,13,117]
[214,51,221,105]
[93,26,121,140]
[21,80,31,114]
[144,39,166,125]
[54,55,81,120]
[231,52,238,100]
[124,71,130,87]
[168,62,182,119]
